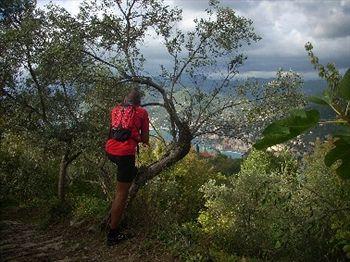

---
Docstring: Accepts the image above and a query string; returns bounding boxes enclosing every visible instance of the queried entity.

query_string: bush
[73,194,109,222]
[199,150,298,259]
[198,145,350,261]
[126,150,230,261]
[208,153,242,175]
[129,151,220,226]
[292,140,350,259]
[0,133,58,204]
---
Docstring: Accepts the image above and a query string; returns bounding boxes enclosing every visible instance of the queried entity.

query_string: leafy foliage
[0,0,132,201]
[198,146,349,260]
[1,2,349,261]
[254,43,350,178]
[324,128,350,178]
[73,194,109,222]
[254,109,320,150]
[339,69,350,100]
[129,151,219,225]
[208,153,242,175]
[0,132,58,204]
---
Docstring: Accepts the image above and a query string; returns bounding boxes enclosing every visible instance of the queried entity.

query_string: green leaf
[324,140,348,166]
[254,109,320,150]
[337,160,350,179]
[324,127,350,179]
[338,126,350,134]
[275,240,282,249]
[308,95,329,105]
[339,69,350,100]
[324,137,350,179]
[334,127,350,144]
[322,89,333,103]
[262,123,290,136]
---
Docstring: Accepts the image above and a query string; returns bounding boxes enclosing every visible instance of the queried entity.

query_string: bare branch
[116,0,137,75]
[2,89,45,119]
[192,73,235,130]
[149,120,167,146]
[25,48,48,122]
[82,50,125,74]
[171,34,211,91]
[125,75,165,94]
[67,151,82,164]
[141,102,165,107]
[60,79,79,122]
[193,126,223,138]
[123,75,184,140]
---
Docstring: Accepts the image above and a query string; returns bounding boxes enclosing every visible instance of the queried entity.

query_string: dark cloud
[241,53,350,72]
[38,0,350,79]
[315,23,350,39]
[293,0,350,39]
[313,14,350,38]
[147,0,350,78]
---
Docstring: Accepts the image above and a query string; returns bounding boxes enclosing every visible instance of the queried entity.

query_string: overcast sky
[38,0,350,80]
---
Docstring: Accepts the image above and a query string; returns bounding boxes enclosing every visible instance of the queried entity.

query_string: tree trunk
[58,147,82,202]
[129,139,192,201]
[58,152,69,202]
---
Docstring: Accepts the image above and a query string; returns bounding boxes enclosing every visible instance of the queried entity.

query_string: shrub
[73,194,109,222]
[199,150,298,259]
[129,150,220,227]
[0,133,58,204]
[198,146,349,260]
[208,153,242,175]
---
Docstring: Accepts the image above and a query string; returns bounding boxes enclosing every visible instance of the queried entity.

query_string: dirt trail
[0,220,67,261]
[0,219,173,262]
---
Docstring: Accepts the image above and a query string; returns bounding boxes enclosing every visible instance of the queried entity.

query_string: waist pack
[110,127,132,142]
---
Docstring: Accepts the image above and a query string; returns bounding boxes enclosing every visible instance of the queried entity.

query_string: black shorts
[106,154,137,183]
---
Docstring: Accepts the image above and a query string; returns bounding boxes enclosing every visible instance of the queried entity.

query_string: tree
[74,0,306,200]
[1,0,306,204]
[0,0,127,201]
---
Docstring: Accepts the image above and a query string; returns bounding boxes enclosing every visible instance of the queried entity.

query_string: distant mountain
[170,76,327,95]
[147,76,335,148]
[237,78,327,95]
[302,79,327,95]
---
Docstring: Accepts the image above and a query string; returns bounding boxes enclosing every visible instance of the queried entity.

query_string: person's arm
[140,110,149,145]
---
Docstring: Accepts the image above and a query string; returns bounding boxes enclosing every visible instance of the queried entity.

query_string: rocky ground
[0,208,174,262]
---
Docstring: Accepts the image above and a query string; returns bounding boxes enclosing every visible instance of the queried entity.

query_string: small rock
[71,243,80,251]
[70,219,85,228]
[88,224,98,233]
[56,256,71,262]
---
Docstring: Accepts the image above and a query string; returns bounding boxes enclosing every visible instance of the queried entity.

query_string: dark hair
[124,88,141,106]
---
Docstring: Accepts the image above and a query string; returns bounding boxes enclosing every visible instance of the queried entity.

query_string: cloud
[37,0,81,14]
[36,0,350,80]
[313,10,350,38]
[167,0,350,79]
[225,0,350,78]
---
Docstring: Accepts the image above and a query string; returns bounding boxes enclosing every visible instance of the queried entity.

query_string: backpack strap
[112,103,133,129]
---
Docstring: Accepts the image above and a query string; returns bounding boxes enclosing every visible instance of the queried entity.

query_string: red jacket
[105,105,149,156]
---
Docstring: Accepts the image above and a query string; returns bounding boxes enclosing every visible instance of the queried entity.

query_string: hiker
[105,88,149,246]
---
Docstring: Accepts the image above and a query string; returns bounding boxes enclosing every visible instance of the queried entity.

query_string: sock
[108,228,119,237]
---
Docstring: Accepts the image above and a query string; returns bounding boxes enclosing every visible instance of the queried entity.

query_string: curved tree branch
[141,102,165,107]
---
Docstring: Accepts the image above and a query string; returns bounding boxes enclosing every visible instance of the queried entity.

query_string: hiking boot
[106,230,128,247]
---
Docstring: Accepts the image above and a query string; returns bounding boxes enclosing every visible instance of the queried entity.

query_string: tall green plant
[254,43,350,178]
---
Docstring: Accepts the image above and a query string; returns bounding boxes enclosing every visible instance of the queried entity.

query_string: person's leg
[110,181,132,230]
[106,155,137,246]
